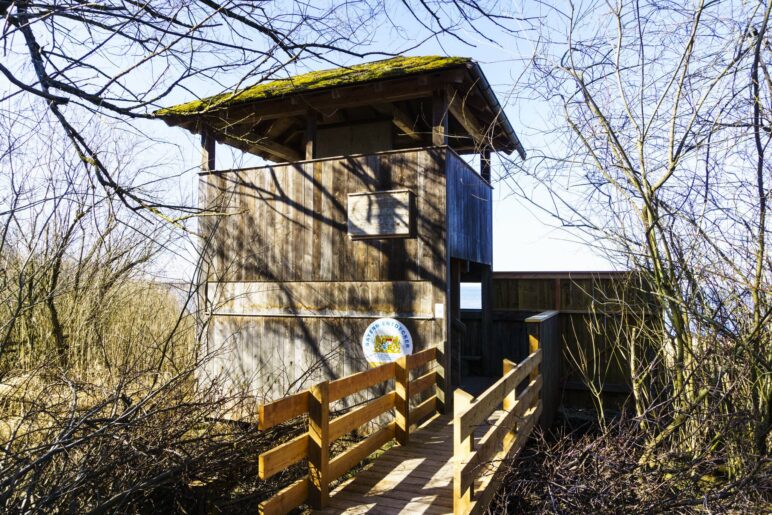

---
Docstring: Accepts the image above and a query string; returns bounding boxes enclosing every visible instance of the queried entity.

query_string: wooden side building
[155,56,525,406]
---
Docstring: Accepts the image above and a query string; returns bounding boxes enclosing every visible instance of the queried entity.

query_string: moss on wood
[154,56,470,117]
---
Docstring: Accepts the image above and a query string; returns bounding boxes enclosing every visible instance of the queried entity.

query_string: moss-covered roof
[154,55,471,117]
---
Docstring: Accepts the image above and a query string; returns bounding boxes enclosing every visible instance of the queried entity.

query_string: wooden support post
[395,356,410,445]
[453,389,475,513]
[308,381,329,508]
[450,259,461,384]
[436,344,448,415]
[502,359,518,447]
[304,112,317,160]
[480,149,491,182]
[201,126,216,172]
[481,264,493,376]
[526,321,541,391]
[432,90,449,146]
[198,126,215,322]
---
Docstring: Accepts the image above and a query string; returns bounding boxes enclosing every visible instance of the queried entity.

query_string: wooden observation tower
[155,56,526,407]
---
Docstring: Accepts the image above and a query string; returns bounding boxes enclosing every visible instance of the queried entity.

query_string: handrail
[452,311,551,515]
[256,346,441,514]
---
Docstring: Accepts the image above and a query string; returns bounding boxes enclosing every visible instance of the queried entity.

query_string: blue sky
[134,3,616,279]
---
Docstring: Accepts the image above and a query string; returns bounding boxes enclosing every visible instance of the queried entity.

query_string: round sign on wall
[362,318,413,365]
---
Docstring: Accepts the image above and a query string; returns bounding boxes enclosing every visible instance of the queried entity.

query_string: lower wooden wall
[202,313,442,401]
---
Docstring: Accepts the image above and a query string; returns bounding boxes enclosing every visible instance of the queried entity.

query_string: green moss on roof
[155,56,470,117]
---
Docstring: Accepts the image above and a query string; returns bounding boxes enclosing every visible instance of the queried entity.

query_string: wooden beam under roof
[373,103,423,141]
[446,87,491,148]
[265,116,298,139]
[215,130,301,163]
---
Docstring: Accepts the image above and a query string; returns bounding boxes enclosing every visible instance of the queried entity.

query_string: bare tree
[506,0,771,475]
[1,0,522,216]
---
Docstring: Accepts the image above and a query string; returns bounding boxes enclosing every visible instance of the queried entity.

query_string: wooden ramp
[316,410,508,515]
[315,414,456,514]
[256,312,556,515]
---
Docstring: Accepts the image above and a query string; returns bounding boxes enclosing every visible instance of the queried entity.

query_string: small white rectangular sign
[347,189,413,239]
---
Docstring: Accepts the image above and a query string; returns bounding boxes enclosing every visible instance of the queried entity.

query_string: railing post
[308,381,329,509]
[395,356,410,445]
[453,389,474,514]
[502,359,518,447]
[526,319,542,415]
[527,321,541,383]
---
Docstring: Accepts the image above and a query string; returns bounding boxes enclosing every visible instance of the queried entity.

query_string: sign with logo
[347,189,414,239]
[362,318,413,365]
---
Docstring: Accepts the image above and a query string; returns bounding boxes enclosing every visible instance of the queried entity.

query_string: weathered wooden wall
[199,148,455,400]
[458,310,529,377]
[446,151,493,265]
[316,120,393,158]
[492,272,639,410]
[458,272,642,412]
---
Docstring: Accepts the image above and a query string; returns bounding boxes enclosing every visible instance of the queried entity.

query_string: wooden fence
[459,271,648,411]
[452,311,550,515]
[255,310,555,514]
[256,347,441,514]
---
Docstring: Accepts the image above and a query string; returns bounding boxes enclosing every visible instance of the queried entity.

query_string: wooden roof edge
[153,56,471,120]
[467,62,526,160]
[155,56,525,158]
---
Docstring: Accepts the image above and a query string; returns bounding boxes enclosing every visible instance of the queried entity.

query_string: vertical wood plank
[502,358,518,448]
[320,160,333,280]
[300,163,310,278]
[201,126,216,172]
[480,149,491,182]
[305,112,317,160]
[308,381,330,508]
[481,264,493,376]
[527,321,541,389]
[453,389,474,514]
[432,90,449,146]
[450,258,461,386]
[526,322,542,416]
[395,356,410,445]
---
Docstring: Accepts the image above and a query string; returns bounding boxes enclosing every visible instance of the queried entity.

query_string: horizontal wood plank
[259,434,309,480]
[458,350,541,439]
[409,371,437,398]
[410,395,438,429]
[329,392,396,442]
[259,477,309,515]
[406,347,437,370]
[259,391,309,430]
[524,310,559,323]
[329,362,396,402]
[329,422,396,481]
[210,281,435,318]
[459,376,542,492]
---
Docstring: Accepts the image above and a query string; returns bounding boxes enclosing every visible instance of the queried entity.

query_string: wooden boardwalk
[256,334,550,515]
[315,412,501,515]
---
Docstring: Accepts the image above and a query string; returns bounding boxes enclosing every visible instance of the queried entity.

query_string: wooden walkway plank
[312,411,506,515]
[313,414,455,514]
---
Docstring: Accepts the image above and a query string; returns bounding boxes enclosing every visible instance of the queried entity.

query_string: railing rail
[257,346,442,514]
[452,310,556,515]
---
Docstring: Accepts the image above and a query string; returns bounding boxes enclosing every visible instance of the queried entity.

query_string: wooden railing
[452,311,556,514]
[256,346,441,514]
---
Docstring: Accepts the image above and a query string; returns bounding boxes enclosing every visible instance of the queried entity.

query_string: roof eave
[468,62,526,160]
